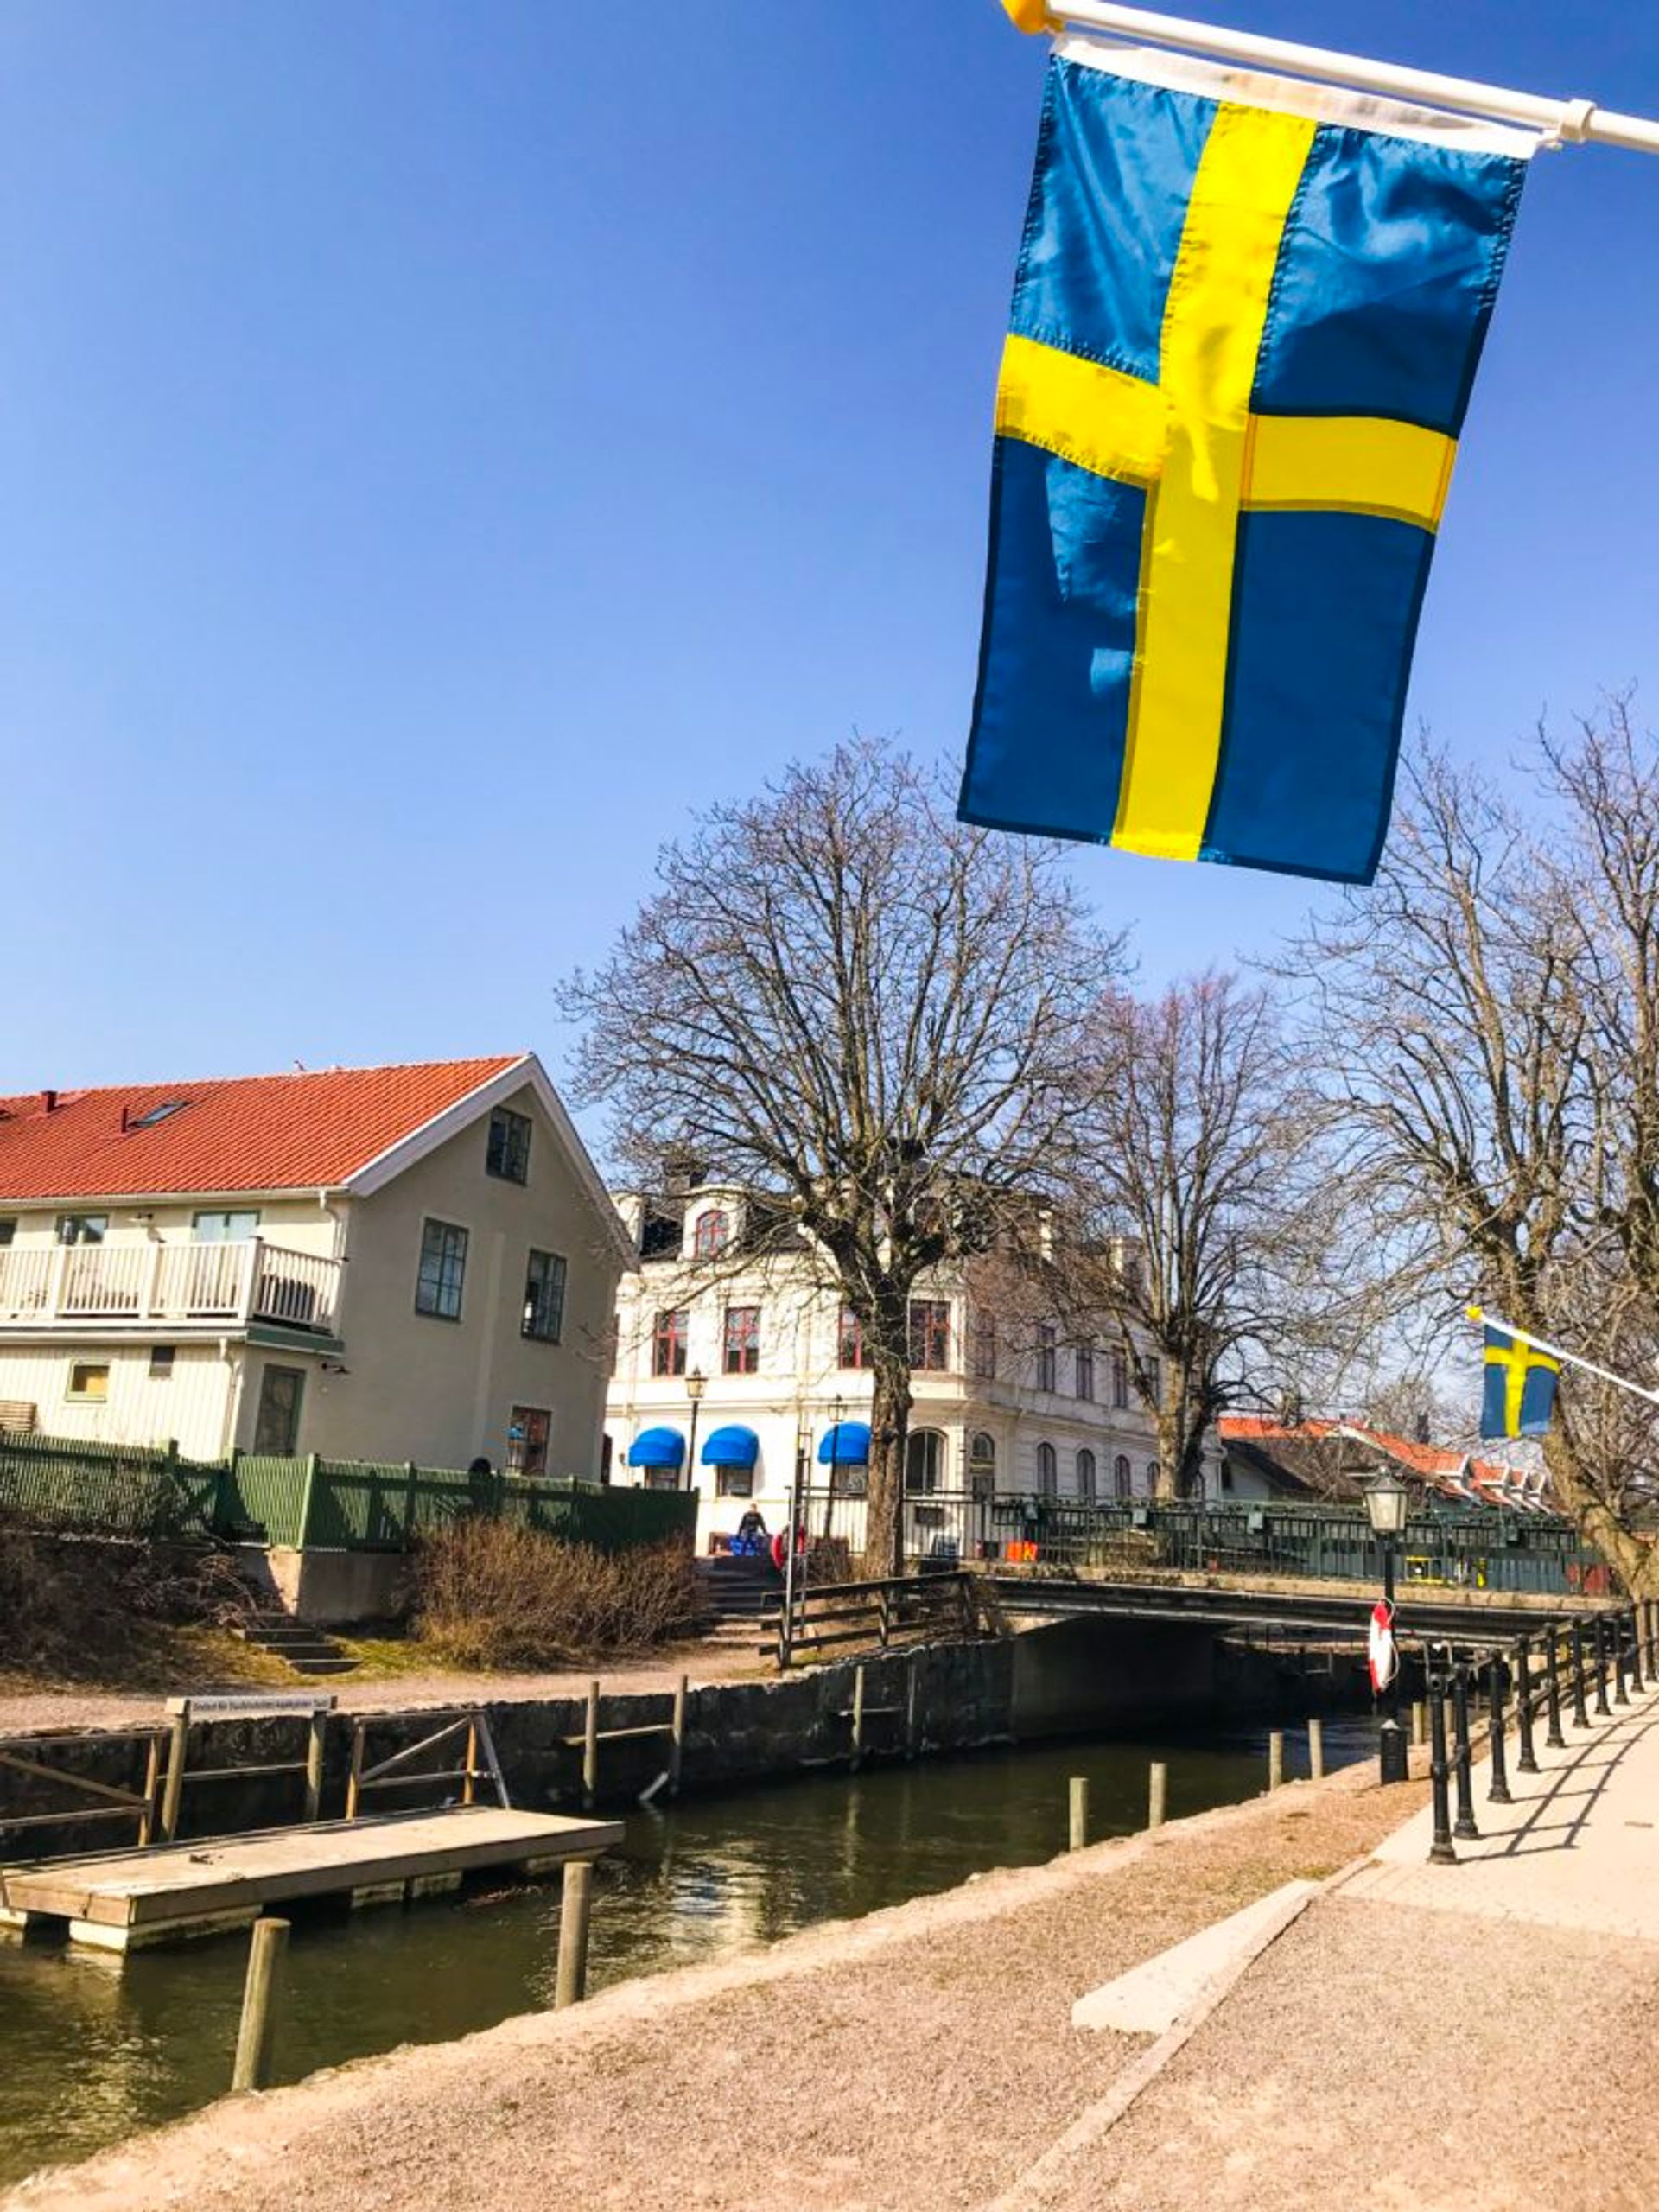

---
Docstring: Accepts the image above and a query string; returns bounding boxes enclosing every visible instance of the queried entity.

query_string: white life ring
[1368,1599,1398,1694]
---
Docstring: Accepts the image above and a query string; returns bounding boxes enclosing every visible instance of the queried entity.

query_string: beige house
[605,1176,1215,1554]
[0,1054,629,1475]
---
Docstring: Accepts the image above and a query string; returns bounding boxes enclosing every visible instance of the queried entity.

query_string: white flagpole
[1467,1306,1659,1411]
[1004,2,1659,157]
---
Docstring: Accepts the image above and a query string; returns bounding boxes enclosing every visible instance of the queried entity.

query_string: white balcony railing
[0,1239,341,1337]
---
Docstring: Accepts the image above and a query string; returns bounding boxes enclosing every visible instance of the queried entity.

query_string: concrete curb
[982,1852,1375,2212]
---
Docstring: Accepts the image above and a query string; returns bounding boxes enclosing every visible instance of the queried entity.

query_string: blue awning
[818,1420,872,1465]
[627,1426,685,1469]
[702,1424,760,1469]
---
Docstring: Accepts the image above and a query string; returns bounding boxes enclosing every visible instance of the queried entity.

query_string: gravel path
[0,1637,765,1737]
[15,1700,1655,2212]
[3,1765,1421,2212]
[1034,1892,1659,2212]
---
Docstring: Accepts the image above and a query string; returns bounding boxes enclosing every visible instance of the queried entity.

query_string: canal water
[0,1715,1375,2187]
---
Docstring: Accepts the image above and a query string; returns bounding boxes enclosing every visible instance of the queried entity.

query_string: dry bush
[410,1521,709,1669]
[0,1516,253,1678]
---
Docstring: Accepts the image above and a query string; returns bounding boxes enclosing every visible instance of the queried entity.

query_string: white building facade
[605,1182,1220,1554]
[0,1055,628,1477]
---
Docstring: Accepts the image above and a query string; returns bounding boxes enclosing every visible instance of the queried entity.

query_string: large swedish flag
[1481,1325,1560,1440]
[958,46,1531,882]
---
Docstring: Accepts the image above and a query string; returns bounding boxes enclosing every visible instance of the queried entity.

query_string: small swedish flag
[1481,1325,1560,1440]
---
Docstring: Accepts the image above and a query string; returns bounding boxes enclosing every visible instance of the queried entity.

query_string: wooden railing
[760,1569,994,1670]
[0,1239,341,1336]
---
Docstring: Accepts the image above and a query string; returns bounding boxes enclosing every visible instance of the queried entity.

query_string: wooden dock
[0,1804,623,1953]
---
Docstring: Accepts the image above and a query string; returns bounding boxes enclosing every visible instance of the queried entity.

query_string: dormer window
[692,1208,729,1259]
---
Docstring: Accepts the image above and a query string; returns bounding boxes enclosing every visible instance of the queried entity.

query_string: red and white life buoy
[1368,1599,1398,1694]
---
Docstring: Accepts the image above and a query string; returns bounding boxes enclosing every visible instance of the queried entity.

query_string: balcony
[0,1240,343,1338]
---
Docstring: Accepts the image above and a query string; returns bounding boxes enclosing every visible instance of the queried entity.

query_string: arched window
[1147,1460,1160,1493]
[1036,1440,1058,1498]
[968,1430,996,1499]
[1114,1453,1132,1499]
[1076,1447,1096,1502]
[692,1208,729,1258]
[906,1428,946,1495]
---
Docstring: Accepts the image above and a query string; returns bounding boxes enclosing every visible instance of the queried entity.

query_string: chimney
[40,1090,58,1116]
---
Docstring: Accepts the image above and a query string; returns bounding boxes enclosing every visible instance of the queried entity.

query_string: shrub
[0,1516,251,1677]
[409,1520,709,1669]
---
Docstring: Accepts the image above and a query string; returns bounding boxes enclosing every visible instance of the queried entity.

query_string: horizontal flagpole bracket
[1007,3,1659,156]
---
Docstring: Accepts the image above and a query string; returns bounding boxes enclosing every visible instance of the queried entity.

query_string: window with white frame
[56,1214,107,1245]
[968,1430,996,1499]
[905,1428,946,1494]
[193,1209,260,1242]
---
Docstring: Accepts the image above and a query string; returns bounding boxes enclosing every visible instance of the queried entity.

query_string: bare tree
[981,971,1358,1499]
[560,737,1125,1573]
[1289,716,1659,1592]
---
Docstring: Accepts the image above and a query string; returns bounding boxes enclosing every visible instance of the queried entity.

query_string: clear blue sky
[2,1,1654,1105]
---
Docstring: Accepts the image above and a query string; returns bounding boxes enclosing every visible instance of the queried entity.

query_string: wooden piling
[668,1675,687,1797]
[1268,1731,1285,1792]
[345,1718,365,1821]
[303,1709,327,1826]
[232,1916,289,2092]
[1307,1718,1325,1782]
[582,1680,600,1810]
[850,1664,867,1771]
[555,1860,594,2009]
[1069,1776,1090,1852]
[160,1709,189,1843]
[1147,1761,1167,1830]
[138,1736,162,1847]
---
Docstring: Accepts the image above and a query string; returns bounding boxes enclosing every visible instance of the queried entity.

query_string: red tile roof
[1217,1415,1528,1504]
[0,1057,526,1202]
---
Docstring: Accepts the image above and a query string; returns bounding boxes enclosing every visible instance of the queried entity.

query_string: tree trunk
[1546,1427,1659,1599]
[1153,1399,1185,1502]
[864,1355,912,1580]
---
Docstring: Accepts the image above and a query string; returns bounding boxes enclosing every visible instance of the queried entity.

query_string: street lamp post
[684,1367,706,1494]
[1363,1470,1411,1784]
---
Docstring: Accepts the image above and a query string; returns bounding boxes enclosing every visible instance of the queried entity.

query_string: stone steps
[234,1614,356,1677]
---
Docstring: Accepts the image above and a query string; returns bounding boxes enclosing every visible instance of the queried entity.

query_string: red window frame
[652,1308,689,1377]
[838,1306,870,1370]
[723,1304,760,1376]
[692,1209,729,1258]
[909,1300,951,1372]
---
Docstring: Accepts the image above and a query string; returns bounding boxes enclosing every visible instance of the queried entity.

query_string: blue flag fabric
[1481,1325,1560,1440]
[959,46,1531,883]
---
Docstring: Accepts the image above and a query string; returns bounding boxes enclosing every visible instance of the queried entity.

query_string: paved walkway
[1011,1683,1659,2212]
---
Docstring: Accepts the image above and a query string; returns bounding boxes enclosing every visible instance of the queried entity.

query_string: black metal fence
[799,1487,1610,1596]
[1421,1600,1654,1863]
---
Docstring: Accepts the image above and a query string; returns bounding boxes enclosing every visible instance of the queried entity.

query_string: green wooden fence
[0,1433,698,1554]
